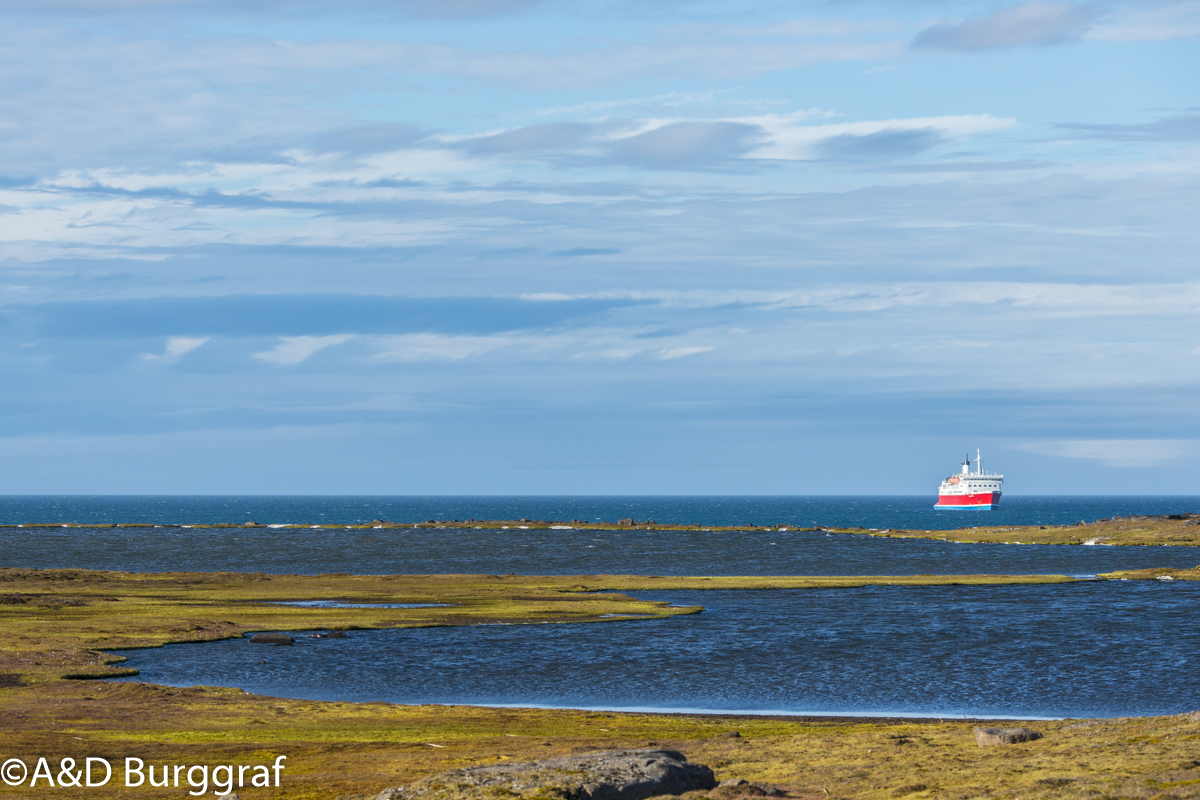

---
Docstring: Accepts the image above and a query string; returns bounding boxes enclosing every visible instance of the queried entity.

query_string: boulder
[973,727,1042,746]
[618,518,636,527]
[248,633,294,646]
[716,779,784,796]
[373,749,716,800]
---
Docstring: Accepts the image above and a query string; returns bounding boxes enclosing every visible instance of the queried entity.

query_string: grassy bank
[2,681,1199,799]
[846,515,1200,547]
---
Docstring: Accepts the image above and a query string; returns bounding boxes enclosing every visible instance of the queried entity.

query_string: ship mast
[976,448,981,475]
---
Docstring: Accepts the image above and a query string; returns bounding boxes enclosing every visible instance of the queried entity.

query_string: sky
[0,0,1198,495]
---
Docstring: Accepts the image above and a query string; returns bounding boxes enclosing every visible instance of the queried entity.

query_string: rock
[973,727,1043,746]
[372,749,716,800]
[715,779,784,796]
[217,794,240,800]
[248,633,294,646]
[244,521,259,527]
[618,518,636,527]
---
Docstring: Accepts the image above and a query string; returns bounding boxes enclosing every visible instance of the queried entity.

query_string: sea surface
[7,495,1198,718]
[115,582,1200,719]
[4,523,1199,576]
[3,495,1199,576]
[3,494,1198,529]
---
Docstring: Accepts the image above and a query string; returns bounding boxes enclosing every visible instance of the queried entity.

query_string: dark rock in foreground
[716,778,786,796]
[974,727,1043,746]
[248,633,294,645]
[373,749,716,800]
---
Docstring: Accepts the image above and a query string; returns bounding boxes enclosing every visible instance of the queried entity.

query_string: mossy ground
[1,682,1199,799]
[848,517,1200,547]
[2,568,1199,798]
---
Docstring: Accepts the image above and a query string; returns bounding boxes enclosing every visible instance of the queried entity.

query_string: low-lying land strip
[850,514,1200,547]
[5,513,1200,545]
[1,567,1199,798]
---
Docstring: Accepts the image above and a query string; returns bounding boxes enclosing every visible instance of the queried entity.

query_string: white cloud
[1016,439,1199,467]
[442,112,1014,167]
[369,333,512,362]
[143,336,209,361]
[744,113,1015,160]
[254,334,353,365]
[658,346,714,360]
[913,2,1102,52]
[1086,2,1200,41]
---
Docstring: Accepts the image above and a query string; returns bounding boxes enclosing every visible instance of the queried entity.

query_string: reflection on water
[115,583,1200,719]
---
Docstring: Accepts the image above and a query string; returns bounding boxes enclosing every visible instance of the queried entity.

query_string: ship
[935,449,1002,509]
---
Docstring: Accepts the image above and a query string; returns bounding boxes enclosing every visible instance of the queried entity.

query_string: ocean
[3,494,1198,529]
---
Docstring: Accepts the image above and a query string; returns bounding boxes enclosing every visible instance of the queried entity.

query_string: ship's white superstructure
[935,449,1003,509]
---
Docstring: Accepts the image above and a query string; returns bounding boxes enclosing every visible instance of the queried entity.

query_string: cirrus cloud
[913,2,1102,52]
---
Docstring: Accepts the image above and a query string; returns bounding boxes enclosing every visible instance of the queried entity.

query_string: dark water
[3,495,1198,529]
[114,583,1200,719]
[4,525,1199,576]
[4,495,1199,577]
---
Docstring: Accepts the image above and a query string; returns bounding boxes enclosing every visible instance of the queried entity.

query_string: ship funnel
[962,454,970,475]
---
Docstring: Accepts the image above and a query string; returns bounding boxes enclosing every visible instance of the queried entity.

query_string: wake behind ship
[935,449,1002,509]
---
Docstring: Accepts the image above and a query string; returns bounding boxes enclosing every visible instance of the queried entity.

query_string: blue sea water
[4,523,1199,576]
[2,494,1198,529]
[6,495,1197,718]
[3,495,1199,577]
[116,583,1200,719]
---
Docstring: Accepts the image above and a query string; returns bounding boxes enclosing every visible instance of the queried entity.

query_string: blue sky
[1,0,1198,494]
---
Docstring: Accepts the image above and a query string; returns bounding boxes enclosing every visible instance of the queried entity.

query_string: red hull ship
[935,450,1002,510]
